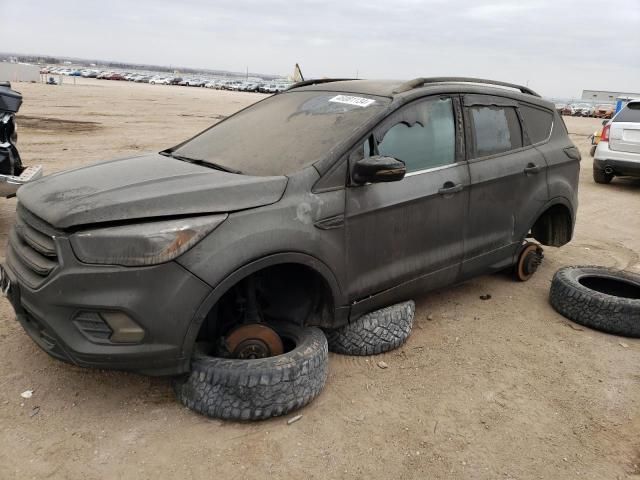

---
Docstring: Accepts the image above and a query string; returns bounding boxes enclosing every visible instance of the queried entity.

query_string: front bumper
[2,235,212,375]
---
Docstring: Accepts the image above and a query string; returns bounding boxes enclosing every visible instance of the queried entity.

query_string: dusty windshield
[171,91,390,176]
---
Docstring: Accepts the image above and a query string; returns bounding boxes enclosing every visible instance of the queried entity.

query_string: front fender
[180,252,348,359]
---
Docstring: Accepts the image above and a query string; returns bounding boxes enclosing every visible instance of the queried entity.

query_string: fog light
[73,311,112,342]
[101,312,145,343]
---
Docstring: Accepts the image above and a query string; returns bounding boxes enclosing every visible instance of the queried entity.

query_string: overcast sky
[2,0,639,98]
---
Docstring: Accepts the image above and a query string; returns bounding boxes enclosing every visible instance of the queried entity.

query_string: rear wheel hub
[516,243,544,282]
[225,324,284,359]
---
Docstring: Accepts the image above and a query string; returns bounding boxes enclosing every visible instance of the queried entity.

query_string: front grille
[7,205,60,288]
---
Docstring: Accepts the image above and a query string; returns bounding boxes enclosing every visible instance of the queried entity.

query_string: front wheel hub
[225,324,284,359]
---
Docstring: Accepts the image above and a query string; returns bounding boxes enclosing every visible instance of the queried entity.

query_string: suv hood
[17,153,288,229]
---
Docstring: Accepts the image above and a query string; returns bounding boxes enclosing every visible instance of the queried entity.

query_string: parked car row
[202,80,291,93]
[40,66,293,94]
[555,102,615,118]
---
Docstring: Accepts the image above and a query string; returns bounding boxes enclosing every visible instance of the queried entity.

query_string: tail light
[601,123,611,142]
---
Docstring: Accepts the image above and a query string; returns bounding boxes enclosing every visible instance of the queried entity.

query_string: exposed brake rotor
[225,324,284,359]
[516,242,544,282]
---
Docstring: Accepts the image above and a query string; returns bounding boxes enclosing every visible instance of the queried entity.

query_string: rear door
[610,102,640,154]
[461,94,549,278]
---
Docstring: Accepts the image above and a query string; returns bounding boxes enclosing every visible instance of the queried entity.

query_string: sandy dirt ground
[0,78,638,480]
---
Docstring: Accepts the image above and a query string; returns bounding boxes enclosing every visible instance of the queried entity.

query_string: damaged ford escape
[2,78,579,420]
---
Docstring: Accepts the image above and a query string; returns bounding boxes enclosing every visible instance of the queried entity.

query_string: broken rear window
[171,91,390,176]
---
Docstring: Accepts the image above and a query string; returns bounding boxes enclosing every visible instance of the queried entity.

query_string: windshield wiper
[160,151,241,174]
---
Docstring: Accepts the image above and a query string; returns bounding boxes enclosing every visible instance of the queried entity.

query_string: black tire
[174,323,328,421]
[550,266,640,337]
[326,300,415,356]
[593,167,613,184]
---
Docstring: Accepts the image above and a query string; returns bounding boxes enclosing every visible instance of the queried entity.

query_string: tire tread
[549,266,640,337]
[326,301,415,356]
[174,325,328,421]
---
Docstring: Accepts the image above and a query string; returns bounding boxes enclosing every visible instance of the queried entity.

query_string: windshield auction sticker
[329,95,376,108]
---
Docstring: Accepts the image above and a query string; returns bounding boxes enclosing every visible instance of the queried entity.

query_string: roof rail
[287,78,358,90]
[392,77,540,97]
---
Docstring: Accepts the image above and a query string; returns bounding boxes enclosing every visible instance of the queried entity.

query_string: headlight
[70,214,227,266]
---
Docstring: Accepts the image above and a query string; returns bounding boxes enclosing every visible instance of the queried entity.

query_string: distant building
[582,89,640,103]
[0,62,40,82]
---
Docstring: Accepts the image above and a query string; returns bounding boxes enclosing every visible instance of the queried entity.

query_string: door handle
[438,182,464,195]
[524,163,540,175]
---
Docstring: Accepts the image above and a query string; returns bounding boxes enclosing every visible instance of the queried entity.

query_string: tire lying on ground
[325,300,415,356]
[550,266,640,337]
[174,323,328,421]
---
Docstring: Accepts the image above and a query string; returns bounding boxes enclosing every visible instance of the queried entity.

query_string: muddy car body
[0,82,43,197]
[2,78,579,375]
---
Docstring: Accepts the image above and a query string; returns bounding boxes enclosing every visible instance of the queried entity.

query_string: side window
[375,97,456,172]
[470,106,522,157]
[519,104,553,144]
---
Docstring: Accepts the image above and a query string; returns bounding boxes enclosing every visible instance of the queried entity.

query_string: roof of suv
[288,77,553,109]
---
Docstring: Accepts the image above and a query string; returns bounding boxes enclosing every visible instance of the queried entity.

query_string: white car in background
[593,99,640,183]
[572,103,595,117]
[149,77,169,85]
[259,83,277,93]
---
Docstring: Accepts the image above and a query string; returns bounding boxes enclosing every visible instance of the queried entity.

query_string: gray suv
[1,77,579,418]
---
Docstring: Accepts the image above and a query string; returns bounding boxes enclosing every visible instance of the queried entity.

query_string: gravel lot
[1,78,638,480]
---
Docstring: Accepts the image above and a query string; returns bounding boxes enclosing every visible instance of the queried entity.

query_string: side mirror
[602,119,608,126]
[353,155,406,184]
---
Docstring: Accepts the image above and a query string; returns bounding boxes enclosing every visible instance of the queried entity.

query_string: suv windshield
[171,91,390,176]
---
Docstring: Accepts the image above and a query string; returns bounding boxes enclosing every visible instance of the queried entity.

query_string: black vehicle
[0,82,43,197]
[2,77,579,420]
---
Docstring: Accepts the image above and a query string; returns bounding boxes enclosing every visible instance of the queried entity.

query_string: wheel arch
[181,252,348,359]
[529,197,575,247]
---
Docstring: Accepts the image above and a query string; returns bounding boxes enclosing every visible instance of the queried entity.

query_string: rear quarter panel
[535,112,580,223]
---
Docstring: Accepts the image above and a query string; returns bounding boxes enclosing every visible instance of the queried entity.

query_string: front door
[345,96,470,306]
